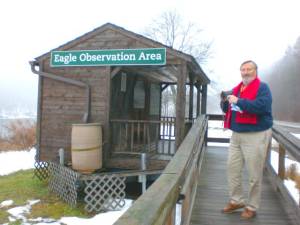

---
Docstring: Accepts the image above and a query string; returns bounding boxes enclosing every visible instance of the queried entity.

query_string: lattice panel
[84,175,126,212]
[48,162,80,207]
[34,161,50,181]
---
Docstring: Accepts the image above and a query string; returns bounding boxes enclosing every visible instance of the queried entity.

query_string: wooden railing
[113,115,208,225]
[207,114,230,143]
[208,114,300,222]
[110,118,176,155]
[265,123,300,223]
[113,115,300,224]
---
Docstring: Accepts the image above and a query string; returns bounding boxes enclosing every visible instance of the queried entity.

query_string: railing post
[139,153,147,194]
[278,144,286,180]
[59,148,64,165]
[265,138,272,168]
[165,205,176,225]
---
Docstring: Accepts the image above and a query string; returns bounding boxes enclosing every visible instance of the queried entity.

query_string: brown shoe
[241,208,256,219]
[222,202,245,214]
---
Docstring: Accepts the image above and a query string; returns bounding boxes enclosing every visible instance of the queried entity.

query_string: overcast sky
[1,0,300,111]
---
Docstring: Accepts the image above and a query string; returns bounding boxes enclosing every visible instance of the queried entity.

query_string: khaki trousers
[227,129,272,211]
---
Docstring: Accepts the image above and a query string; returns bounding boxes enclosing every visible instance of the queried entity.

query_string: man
[220,60,273,219]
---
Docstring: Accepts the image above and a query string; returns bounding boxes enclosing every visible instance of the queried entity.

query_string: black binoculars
[220,90,232,100]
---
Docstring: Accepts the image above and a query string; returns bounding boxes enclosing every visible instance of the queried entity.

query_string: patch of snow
[0,200,14,208]
[176,203,182,225]
[60,199,133,225]
[291,133,300,139]
[7,199,40,222]
[28,199,40,206]
[7,205,30,221]
[29,218,60,225]
[0,148,36,176]
[4,198,133,225]
[270,151,300,204]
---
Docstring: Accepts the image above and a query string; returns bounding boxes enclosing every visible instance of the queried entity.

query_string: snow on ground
[270,151,300,204]
[0,148,36,176]
[1,199,133,225]
[0,200,14,208]
[291,132,300,139]
[60,199,132,225]
[7,200,40,223]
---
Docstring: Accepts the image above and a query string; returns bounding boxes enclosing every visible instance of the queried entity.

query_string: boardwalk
[190,146,295,225]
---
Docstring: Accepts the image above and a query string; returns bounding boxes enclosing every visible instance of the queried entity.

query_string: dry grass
[285,163,300,190]
[0,119,36,151]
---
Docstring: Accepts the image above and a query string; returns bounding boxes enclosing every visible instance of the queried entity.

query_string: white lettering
[138,52,146,61]
[105,55,112,61]
[156,54,162,60]
[53,53,77,65]
[138,52,162,61]
[129,54,135,61]
[79,53,86,61]
[123,54,130,60]
[149,54,155,60]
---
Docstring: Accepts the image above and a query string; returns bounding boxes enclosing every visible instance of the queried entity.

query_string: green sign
[50,48,166,67]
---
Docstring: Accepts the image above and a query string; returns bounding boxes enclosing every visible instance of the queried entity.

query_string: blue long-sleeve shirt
[221,82,273,132]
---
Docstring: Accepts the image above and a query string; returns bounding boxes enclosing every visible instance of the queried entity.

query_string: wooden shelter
[30,23,209,171]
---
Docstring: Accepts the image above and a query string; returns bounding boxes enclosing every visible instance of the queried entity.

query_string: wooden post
[278,144,286,180]
[201,84,207,114]
[165,205,176,225]
[196,82,200,117]
[104,66,112,163]
[175,63,187,149]
[188,75,194,121]
[201,84,207,145]
[265,137,272,168]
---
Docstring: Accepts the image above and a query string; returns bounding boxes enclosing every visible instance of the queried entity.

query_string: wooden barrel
[71,123,102,173]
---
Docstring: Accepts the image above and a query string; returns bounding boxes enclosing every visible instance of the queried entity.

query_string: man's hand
[227,95,238,104]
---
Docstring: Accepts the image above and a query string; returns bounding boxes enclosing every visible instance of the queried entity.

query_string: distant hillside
[265,37,300,122]
[0,77,37,118]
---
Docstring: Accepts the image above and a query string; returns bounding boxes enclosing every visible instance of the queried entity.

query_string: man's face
[240,62,257,85]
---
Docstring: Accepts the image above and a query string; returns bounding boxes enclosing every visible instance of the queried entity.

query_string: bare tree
[144,10,213,64]
[144,10,214,115]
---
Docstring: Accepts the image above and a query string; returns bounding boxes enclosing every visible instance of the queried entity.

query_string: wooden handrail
[206,114,230,143]
[112,115,300,224]
[207,114,224,121]
[272,124,300,162]
[113,115,208,225]
[110,119,175,124]
[265,123,300,222]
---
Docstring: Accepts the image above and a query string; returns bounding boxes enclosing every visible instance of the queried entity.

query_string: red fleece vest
[224,78,260,129]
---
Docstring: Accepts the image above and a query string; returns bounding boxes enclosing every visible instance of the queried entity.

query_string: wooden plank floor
[190,146,295,225]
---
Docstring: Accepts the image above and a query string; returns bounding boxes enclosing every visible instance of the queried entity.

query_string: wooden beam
[162,84,169,91]
[157,67,178,82]
[278,144,286,180]
[126,67,174,83]
[111,66,122,79]
[167,65,180,78]
[104,66,112,165]
[175,62,187,149]
[188,75,194,120]
[201,84,207,114]
[141,66,177,83]
[196,82,200,117]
